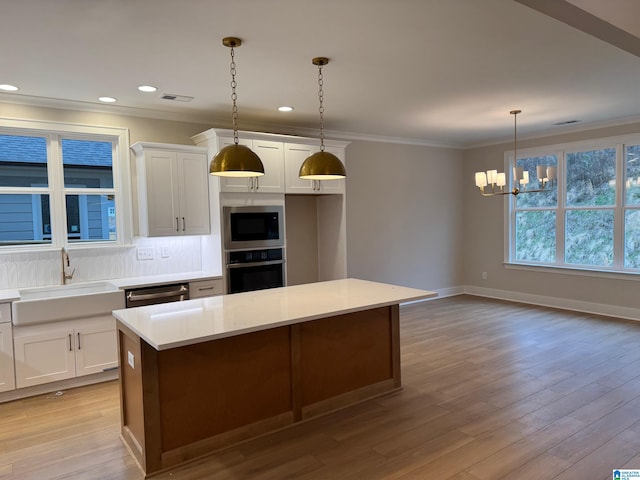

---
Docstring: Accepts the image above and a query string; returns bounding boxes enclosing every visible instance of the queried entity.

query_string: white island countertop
[112,278,436,351]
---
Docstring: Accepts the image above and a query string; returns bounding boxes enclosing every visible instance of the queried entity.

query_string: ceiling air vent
[553,119,580,126]
[160,93,194,102]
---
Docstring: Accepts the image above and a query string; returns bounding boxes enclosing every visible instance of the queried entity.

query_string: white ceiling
[2,0,640,148]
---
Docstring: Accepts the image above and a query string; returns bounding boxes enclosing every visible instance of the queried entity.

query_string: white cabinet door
[218,137,257,193]
[218,137,285,193]
[0,322,15,392]
[75,318,118,376]
[252,140,285,193]
[177,151,210,235]
[144,150,181,236]
[132,143,211,237]
[14,326,75,388]
[284,143,345,194]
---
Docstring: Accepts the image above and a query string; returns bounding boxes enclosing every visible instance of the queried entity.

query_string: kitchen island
[113,278,436,477]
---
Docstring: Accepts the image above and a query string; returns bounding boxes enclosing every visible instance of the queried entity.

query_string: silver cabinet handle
[197,286,215,291]
[182,217,186,231]
[126,285,188,301]
[255,177,259,191]
[69,334,72,352]
[176,217,179,232]
[77,332,81,350]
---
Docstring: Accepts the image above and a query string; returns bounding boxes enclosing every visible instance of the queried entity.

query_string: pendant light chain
[317,62,325,152]
[229,44,239,145]
[513,110,517,160]
[210,37,264,177]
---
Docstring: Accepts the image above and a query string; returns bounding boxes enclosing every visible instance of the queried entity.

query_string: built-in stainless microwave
[223,205,284,250]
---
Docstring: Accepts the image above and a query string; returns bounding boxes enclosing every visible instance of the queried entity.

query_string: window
[509,135,640,274]
[0,119,130,248]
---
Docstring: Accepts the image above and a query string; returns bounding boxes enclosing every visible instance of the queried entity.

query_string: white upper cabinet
[284,143,345,195]
[216,137,285,194]
[192,129,348,196]
[131,143,210,237]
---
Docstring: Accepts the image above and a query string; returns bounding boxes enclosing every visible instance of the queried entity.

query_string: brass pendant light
[210,37,264,178]
[299,57,346,180]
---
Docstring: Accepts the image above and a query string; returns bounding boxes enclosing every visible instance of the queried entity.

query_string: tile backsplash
[0,236,203,290]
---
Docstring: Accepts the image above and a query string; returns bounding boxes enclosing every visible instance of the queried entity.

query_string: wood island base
[117,304,401,477]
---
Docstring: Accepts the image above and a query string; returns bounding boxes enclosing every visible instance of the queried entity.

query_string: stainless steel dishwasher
[125,283,189,308]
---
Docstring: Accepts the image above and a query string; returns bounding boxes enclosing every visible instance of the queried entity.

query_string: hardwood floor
[2,295,640,479]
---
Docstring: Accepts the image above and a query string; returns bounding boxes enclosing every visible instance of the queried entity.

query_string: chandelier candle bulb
[547,166,557,180]
[513,166,524,182]
[537,165,546,182]
[520,171,529,185]
[496,172,506,187]
[475,172,488,188]
[487,169,498,185]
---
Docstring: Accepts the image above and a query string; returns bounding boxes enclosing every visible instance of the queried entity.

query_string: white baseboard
[0,370,118,404]
[463,285,640,321]
[400,286,464,306]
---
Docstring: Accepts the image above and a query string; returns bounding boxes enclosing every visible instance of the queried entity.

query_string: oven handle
[226,260,284,269]
[126,286,188,302]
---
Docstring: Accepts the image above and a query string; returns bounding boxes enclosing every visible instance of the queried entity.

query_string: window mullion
[613,143,625,269]
[48,135,67,247]
[555,150,565,266]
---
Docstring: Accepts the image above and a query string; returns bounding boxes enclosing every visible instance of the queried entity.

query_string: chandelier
[475,110,556,196]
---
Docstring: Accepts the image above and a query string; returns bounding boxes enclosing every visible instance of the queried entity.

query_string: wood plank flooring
[2,295,640,479]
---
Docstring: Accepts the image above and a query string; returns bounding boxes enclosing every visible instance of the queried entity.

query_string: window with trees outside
[509,134,640,274]
[0,119,129,248]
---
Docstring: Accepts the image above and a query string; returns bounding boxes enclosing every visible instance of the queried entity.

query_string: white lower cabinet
[189,278,224,298]
[0,322,15,392]
[13,316,117,388]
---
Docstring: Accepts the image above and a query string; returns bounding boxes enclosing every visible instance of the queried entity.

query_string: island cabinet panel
[298,306,397,415]
[156,326,293,452]
[118,324,162,475]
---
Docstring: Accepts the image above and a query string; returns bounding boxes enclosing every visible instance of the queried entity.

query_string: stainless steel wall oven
[226,248,284,294]
[223,205,285,293]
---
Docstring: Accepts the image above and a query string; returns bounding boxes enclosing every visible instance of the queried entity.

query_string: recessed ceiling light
[138,85,158,93]
[98,96,117,103]
[278,106,294,112]
[0,84,19,91]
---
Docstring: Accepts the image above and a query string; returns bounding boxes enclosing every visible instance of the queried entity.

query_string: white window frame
[0,117,133,251]
[505,133,640,277]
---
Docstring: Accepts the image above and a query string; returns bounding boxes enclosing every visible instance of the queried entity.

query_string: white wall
[463,120,640,317]
[345,140,464,293]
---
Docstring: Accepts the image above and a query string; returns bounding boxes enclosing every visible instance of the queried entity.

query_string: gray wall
[0,103,210,145]
[463,121,640,312]
[345,140,464,292]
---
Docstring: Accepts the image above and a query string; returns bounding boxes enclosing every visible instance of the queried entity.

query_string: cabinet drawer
[189,279,223,298]
[0,303,10,323]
